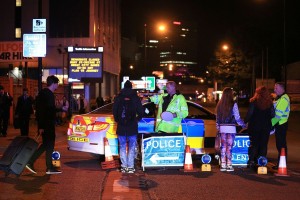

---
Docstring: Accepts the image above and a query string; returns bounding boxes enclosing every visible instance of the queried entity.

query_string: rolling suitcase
[0,136,39,177]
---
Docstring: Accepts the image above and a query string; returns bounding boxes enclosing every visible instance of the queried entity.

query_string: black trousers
[0,115,9,136]
[20,117,30,136]
[29,125,56,170]
[248,128,270,163]
[274,122,288,164]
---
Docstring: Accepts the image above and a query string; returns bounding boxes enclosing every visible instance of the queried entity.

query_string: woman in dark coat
[245,86,275,168]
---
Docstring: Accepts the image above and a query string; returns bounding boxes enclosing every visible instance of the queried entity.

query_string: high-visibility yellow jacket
[272,93,290,126]
[150,93,188,133]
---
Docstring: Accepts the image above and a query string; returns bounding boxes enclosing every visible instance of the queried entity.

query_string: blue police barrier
[232,135,250,166]
[141,133,186,171]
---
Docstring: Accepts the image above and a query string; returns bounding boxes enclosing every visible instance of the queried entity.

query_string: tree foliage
[207,47,252,91]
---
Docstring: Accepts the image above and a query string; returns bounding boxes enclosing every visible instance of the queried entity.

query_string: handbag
[13,117,20,129]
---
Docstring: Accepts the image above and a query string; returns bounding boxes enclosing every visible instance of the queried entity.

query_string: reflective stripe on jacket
[272,94,290,126]
[150,93,188,133]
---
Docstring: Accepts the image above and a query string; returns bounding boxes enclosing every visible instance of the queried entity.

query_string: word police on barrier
[232,135,250,166]
[142,134,186,169]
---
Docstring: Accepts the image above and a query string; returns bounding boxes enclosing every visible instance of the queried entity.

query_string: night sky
[121,0,300,79]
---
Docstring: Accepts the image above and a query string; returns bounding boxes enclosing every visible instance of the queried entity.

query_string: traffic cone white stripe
[104,137,114,162]
[275,148,289,176]
[184,145,195,172]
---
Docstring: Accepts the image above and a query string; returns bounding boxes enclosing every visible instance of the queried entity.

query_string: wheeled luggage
[0,136,38,177]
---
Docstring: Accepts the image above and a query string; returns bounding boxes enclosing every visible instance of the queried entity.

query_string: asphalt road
[0,109,299,200]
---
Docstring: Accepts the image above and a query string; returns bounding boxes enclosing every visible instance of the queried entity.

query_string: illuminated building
[0,0,121,107]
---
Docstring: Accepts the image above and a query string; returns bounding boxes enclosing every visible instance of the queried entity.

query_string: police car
[67,100,217,156]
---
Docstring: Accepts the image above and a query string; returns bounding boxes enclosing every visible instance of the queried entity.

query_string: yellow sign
[257,166,267,174]
[201,164,211,172]
[74,125,86,133]
[68,136,89,142]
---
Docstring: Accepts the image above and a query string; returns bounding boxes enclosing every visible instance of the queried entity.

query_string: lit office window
[15,28,21,38]
[16,0,22,7]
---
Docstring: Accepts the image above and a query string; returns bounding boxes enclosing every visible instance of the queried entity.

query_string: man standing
[0,85,13,137]
[145,81,188,133]
[113,80,144,173]
[26,75,62,174]
[78,94,88,114]
[15,88,34,136]
[272,82,290,170]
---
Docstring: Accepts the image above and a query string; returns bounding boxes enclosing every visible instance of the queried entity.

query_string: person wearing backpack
[113,80,144,173]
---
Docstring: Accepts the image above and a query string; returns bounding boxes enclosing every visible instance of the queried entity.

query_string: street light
[158,25,166,32]
[144,23,167,75]
[222,44,229,51]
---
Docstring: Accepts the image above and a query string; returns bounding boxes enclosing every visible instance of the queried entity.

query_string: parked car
[67,100,217,156]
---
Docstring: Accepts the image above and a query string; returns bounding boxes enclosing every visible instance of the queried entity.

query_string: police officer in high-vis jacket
[271,82,290,170]
[147,81,188,133]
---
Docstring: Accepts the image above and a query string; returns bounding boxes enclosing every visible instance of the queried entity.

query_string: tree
[207,47,252,92]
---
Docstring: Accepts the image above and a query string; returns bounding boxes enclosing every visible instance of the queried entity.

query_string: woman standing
[216,87,246,172]
[245,86,274,169]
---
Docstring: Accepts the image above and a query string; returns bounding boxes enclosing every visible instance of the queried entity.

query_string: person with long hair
[245,86,275,169]
[216,87,246,172]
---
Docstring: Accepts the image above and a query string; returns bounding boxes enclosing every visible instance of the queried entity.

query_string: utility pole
[38,0,43,91]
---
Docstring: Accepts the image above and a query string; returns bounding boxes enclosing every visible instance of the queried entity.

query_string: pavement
[0,121,147,200]
[1,109,299,199]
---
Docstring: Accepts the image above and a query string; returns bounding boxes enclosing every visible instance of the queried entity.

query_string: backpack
[117,96,136,125]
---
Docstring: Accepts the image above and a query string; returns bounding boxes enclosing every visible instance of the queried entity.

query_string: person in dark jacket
[245,86,275,169]
[15,88,34,136]
[113,80,144,173]
[0,85,13,137]
[26,75,62,175]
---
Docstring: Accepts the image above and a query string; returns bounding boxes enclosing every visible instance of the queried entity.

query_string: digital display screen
[68,50,103,82]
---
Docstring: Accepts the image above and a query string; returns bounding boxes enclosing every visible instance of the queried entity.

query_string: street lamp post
[144,23,147,71]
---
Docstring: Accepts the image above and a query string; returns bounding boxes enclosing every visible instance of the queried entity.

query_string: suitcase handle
[34,131,41,141]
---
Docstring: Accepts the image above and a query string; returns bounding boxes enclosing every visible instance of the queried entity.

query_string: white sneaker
[127,168,135,173]
[46,168,62,174]
[226,165,234,172]
[220,164,226,172]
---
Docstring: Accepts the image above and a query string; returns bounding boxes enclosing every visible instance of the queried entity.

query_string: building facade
[0,0,121,111]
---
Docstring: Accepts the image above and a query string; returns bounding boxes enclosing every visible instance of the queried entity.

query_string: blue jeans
[118,135,137,168]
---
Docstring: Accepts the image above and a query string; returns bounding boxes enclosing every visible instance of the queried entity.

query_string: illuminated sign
[142,135,186,168]
[146,76,155,91]
[121,76,156,90]
[232,135,250,165]
[0,42,36,62]
[68,46,103,82]
[33,19,46,32]
[23,34,47,57]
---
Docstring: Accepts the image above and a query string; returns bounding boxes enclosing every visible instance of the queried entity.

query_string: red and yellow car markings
[67,136,89,142]
[104,117,117,139]
[69,115,112,137]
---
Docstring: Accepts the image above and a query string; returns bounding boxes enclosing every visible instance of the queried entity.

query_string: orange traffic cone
[104,137,114,162]
[101,137,120,169]
[183,145,196,172]
[275,148,289,176]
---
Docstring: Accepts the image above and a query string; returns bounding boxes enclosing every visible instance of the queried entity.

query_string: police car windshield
[88,103,113,114]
